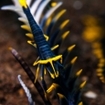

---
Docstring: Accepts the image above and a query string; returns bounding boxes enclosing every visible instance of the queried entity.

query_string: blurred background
[0,0,105,105]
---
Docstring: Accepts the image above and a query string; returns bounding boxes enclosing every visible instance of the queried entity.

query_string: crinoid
[1,0,86,105]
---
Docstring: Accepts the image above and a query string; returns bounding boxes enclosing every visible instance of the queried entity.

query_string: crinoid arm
[2,0,87,104]
[18,75,35,105]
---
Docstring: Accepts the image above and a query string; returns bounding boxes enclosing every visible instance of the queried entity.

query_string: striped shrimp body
[19,0,63,79]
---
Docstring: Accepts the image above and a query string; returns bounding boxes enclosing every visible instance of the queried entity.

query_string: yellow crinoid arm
[19,0,27,8]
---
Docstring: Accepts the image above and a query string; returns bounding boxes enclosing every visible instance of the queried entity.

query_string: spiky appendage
[2,0,86,105]
[82,15,105,83]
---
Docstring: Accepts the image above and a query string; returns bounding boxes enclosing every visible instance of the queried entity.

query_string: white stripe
[35,0,51,23]
[30,0,42,15]
[27,0,32,6]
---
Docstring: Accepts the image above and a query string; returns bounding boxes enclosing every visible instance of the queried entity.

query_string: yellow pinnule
[51,2,57,7]
[62,31,70,40]
[78,102,83,105]
[80,81,86,88]
[60,19,70,29]
[21,25,31,31]
[19,0,27,8]
[71,56,78,64]
[46,83,59,93]
[68,44,76,52]
[76,69,83,76]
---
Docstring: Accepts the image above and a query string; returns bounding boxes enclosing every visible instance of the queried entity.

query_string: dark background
[0,0,105,105]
